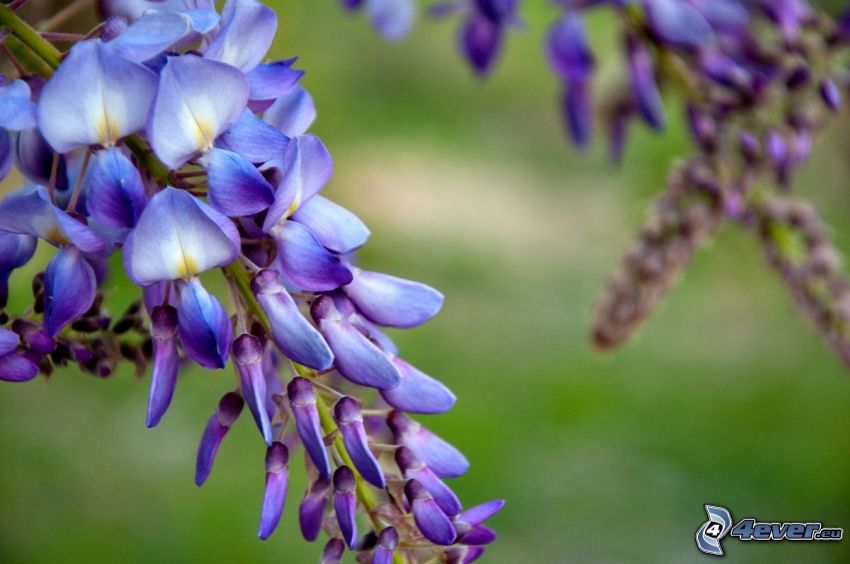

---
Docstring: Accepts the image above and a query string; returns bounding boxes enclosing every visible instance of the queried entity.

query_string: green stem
[0,4,61,69]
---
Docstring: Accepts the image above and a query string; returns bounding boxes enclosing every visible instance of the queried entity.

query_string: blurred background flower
[2,0,850,562]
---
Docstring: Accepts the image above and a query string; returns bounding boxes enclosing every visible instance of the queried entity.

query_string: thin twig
[66,149,91,213]
[37,0,93,32]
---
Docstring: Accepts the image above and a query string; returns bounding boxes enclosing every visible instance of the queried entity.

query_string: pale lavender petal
[263,86,316,137]
[206,148,274,216]
[0,79,36,131]
[216,109,289,164]
[37,40,158,152]
[343,268,443,328]
[247,60,304,101]
[273,221,352,291]
[292,195,370,254]
[204,0,277,71]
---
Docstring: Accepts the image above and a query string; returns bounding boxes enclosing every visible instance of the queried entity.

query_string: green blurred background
[3,1,850,562]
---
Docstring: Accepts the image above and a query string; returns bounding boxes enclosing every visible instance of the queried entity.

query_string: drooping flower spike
[0,0,498,560]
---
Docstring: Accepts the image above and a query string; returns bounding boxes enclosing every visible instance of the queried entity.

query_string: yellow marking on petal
[176,254,199,279]
[96,111,121,147]
[283,189,302,221]
[46,226,68,246]
[192,118,215,151]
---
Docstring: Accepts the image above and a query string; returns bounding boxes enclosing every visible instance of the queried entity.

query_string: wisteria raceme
[348,0,850,370]
[0,1,502,561]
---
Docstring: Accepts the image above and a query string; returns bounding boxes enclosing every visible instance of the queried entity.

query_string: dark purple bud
[311,296,401,390]
[446,546,485,564]
[820,78,842,112]
[405,479,456,546]
[460,14,501,76]
[395,446,461,516]
[766,130,790,184]
[686,105,716,150]
[739,131,761,163]
[14,127,68,191]
[11,319,55,354]
[387,411,469,478]
[371,526,398,564]
[251,269,333,370]
[195,392,244,486]
[146,305,179,428]
[785,66,810,90]
[333,466,358,549]
[321,538,345,564]
[334,396,385,488]
[626,34,664,130]
[258,441,290,540]
[234,334,273,445]
[287,377,332,479]
[299,476,330,542]
[380,357,455,414]
[458,524,497,545]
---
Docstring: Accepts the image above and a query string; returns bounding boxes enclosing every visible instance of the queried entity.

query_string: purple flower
[333,465,358,549]
[0,327,39,382]
[626,34,665,130]
[287,377,332,479]
[405,479,457,545]
[388,410,469,477]
[372,526,399,563]
[234,334,273,444]
[145,305,179,427]
[195,391,244,486]
[299,476,330,542]
[334,396,385,488]
[258,441,289,540]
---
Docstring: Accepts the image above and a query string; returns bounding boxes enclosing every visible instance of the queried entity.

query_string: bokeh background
[3,1,850,562]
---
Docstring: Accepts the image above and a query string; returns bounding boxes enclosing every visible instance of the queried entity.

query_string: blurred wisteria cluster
[349,0,850,370]
[0,0,502,561]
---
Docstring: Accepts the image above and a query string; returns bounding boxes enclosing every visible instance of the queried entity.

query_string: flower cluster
[351,0,850,369]
[0,0,501,561]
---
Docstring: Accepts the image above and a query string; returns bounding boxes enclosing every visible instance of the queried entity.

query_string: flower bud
[287,377,332,479]
[195,392,244,486]
[333,465,358,549]
[405,479,456,546]
[334,396,385,488]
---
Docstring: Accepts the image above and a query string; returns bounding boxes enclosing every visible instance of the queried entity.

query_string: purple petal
[0,352,39,382]
[263,86,316,137]
[546,13,593,82]
[258,441,289,540]
[86,148,147,229]
[234,334,273,444]
[14,128,68,190]
[106,10,192,62]
[387,410,468,478]
[287,377,332,479]
[456,499,505,527]
[644,0,713,49]
[147,54,249,169]
[263,135,333,232]
[372,527,399,564]
[343,268,443,328]
[459,525,497,546]
[460,14,501,76]
[333,466,358,549]
[820,78,842,112]
[195,391,244,486]
[0,79,36,131]
[0,232,37,308]
[292,195,370,254]
[206,148,274,216]
[251,269,334,370]
[0,186,106,254]
[381,357,455,414]
[125,188,239,284]
[176,278,232,368]
[406,479,457,546]
[272,221,352,291]
[0,328,19,356]
[299,477,330,542]
[44,247,96,336]
[562,81,592,147]
[366,0,415,41]
[204,0,277,71]
[247,60,304,102]
[334,396,385,488]
[216,109,289,164]
[311,296,401,390]
[37,40,158,152]
[626,34,665,130]
[146,305,179,427]
[321,538,345,564]
[395,446,461,516]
